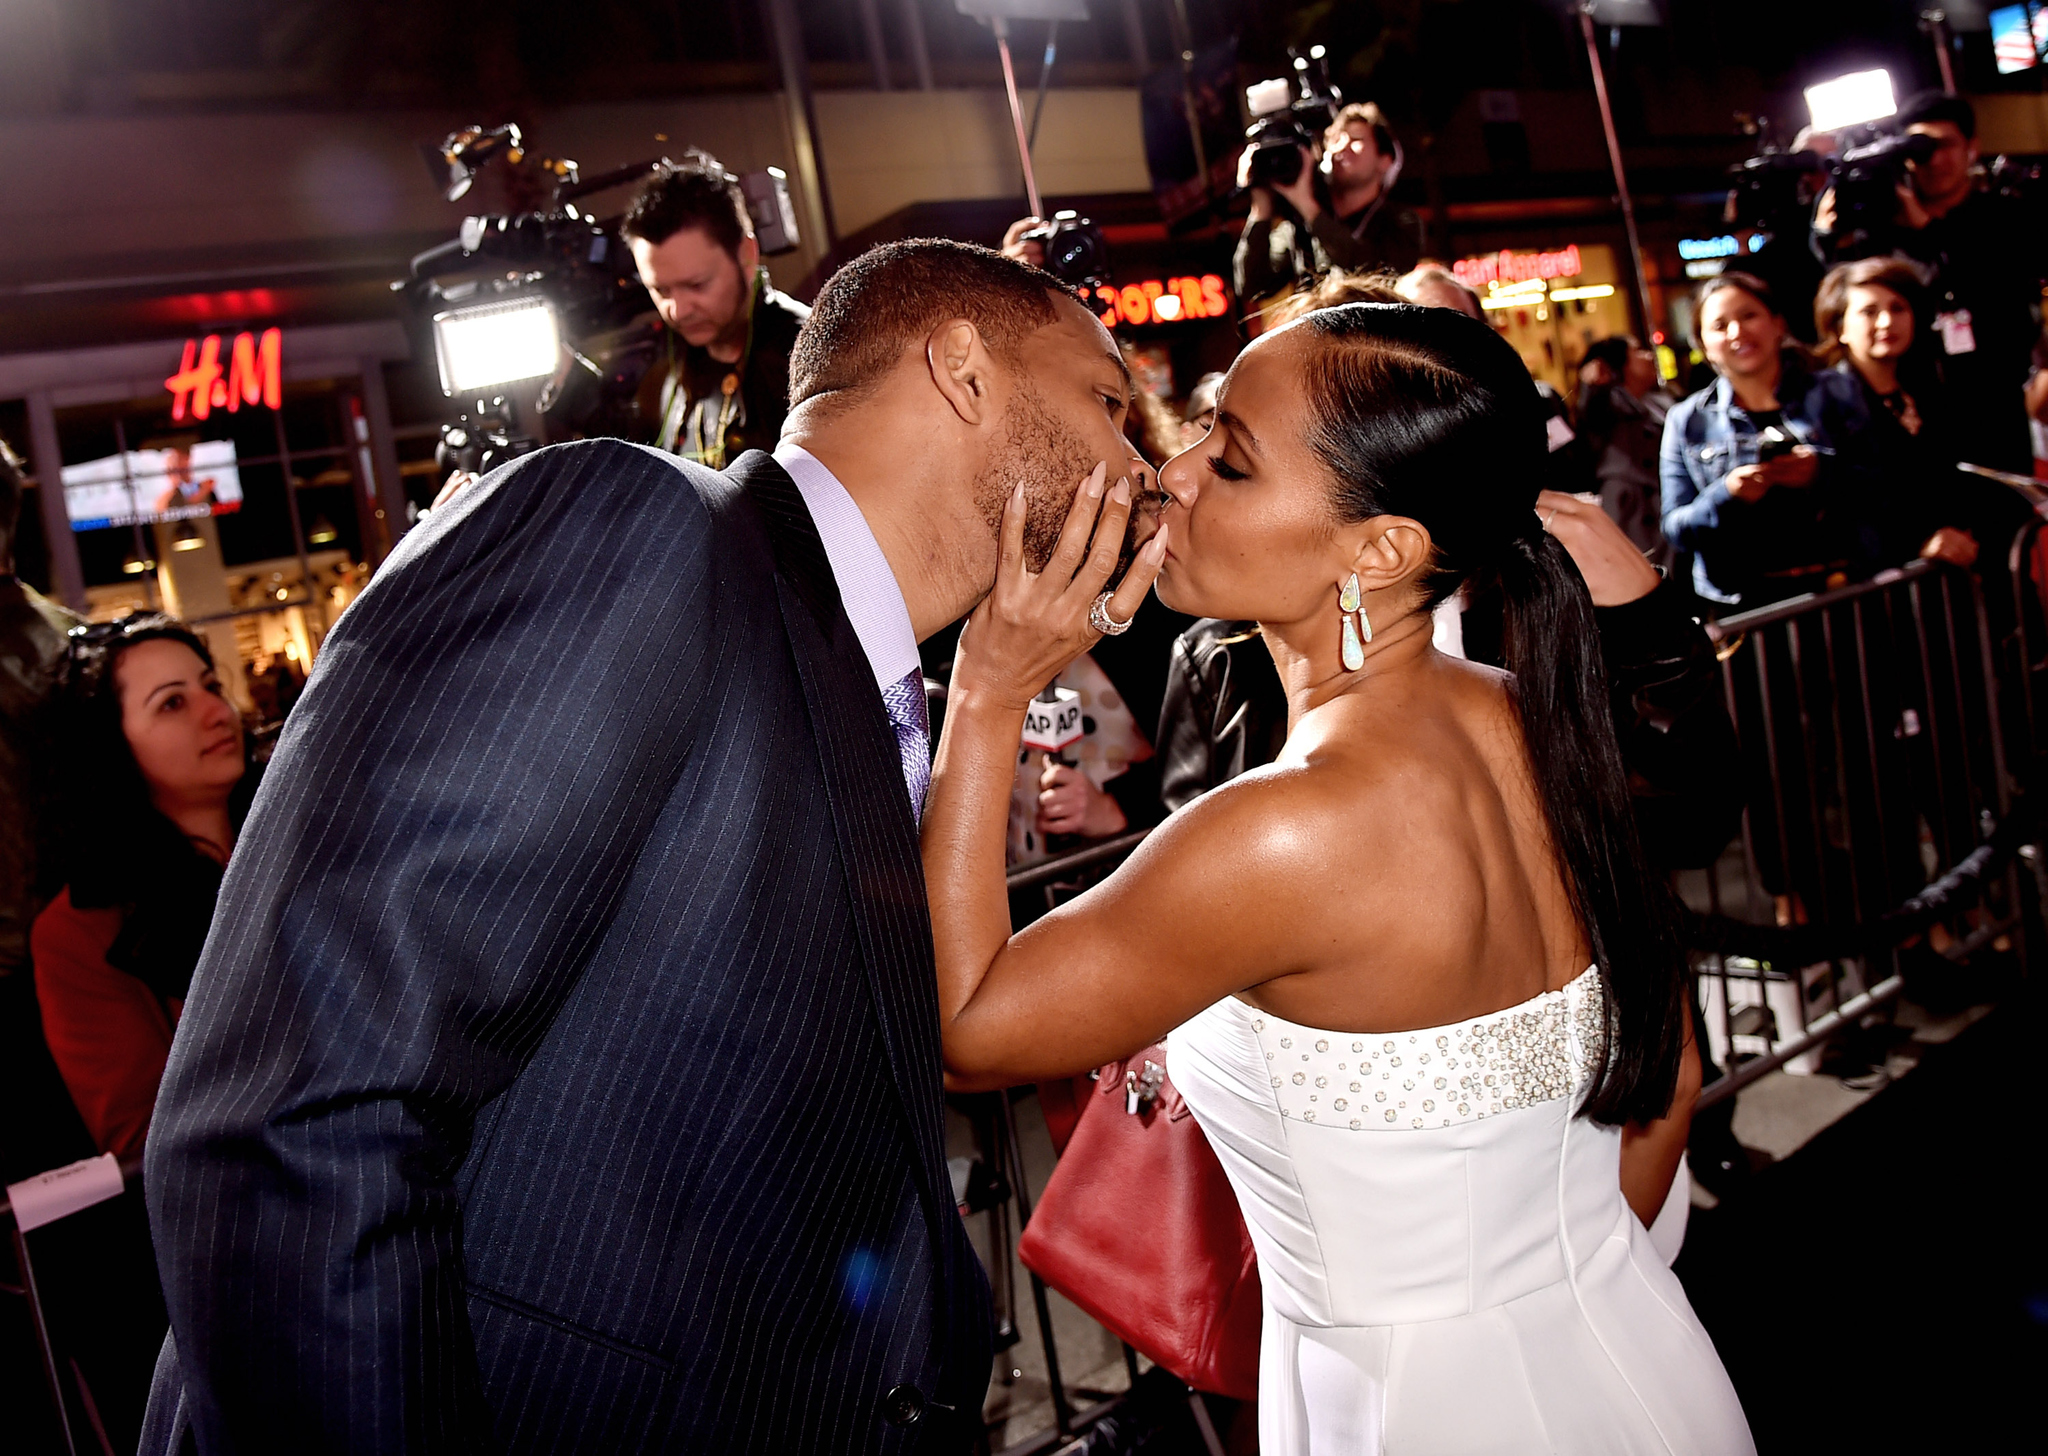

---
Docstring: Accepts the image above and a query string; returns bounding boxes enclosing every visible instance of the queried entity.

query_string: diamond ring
[1089,591,1134,636]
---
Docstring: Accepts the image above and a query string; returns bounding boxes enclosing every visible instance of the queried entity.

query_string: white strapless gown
[1169,967,1754,1455]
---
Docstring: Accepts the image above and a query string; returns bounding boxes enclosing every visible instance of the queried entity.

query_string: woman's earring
[1339,573,1366,670]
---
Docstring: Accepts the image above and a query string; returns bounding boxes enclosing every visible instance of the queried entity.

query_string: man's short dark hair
[1897,89,1975,141]
[788,239,1074,407]
[622,151,751,255]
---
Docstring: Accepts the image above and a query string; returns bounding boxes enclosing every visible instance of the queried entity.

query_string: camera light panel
[433,297,562,396]
[1804,69,1896,134]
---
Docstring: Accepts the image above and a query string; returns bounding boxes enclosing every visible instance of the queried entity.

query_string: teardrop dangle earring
[1339,573,1368,670]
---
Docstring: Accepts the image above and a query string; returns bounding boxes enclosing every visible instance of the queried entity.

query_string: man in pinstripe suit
[139,240,1148,1454]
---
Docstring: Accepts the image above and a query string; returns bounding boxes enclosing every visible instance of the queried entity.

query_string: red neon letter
[1200,274,1229,319]
[165,335,225,422]
[225,328,282,412]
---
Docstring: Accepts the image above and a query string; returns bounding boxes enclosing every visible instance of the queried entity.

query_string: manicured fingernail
[1012,481,1025,506]
[1086,462,1107,497]
[1111,476,1131,505]
[1145,526,1169,561]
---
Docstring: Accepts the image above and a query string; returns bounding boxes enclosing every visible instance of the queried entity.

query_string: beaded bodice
[1238,965,1607,1131]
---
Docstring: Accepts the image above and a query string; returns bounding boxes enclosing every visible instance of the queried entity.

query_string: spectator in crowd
[1813,90,2048,475]
[1180,370,1224,449]
[1394,263,1484,319]
[1234,102,1423,309]
[1576,335,1674,567]
[1660,272,1875,609]
[33,614,252,1159]
[0,440,96,1182]
[1814,256,2031,573]
[625,150,810,468]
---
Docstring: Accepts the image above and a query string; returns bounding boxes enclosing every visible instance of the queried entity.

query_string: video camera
[1825,128,1940,252]
[399,126,803,488]
[1241,46,1343,193]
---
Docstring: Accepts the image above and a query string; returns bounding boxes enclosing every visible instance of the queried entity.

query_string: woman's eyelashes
[1205,454,1248,482]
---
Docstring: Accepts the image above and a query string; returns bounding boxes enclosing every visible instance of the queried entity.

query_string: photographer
[1813,91,2047,475]
[625,152,809,469]
[1232,102,1422,308]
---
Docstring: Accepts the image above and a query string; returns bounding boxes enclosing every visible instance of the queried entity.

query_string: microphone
[1021,686,1084,764]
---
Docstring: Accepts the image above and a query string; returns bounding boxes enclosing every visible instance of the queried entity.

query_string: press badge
[1545,415,1576,453]
[1935,309,1977,356]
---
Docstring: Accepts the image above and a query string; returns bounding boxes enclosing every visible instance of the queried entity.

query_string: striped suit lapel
[726,452,951,1214]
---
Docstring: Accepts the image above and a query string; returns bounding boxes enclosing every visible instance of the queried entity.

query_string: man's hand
[1536,490,1660,607]
[1812,188,1837,236]
[1236,149,1276,223]
[1921,527,1980,568]
[1037,760,1129,838]
[1001,217,1047,268]
[1272,149,1321,224]
[1895,179,1932,231]
[432,470,479,510]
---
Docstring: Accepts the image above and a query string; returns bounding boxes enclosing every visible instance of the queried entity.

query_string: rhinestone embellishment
[1243,968,1604,1131]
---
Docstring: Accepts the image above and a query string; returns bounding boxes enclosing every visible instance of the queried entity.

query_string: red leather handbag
[1017,1045,1264,1401]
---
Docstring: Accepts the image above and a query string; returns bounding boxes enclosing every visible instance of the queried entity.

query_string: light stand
[993,18,1046,219]
[1577,2,1657,341]
[1919,9,1959,96]
[958,0,1092,221]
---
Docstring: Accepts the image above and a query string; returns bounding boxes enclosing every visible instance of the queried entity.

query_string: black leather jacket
[1154,578,1742,870]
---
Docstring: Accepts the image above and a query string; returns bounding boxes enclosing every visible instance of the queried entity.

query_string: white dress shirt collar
[772,442,921,694]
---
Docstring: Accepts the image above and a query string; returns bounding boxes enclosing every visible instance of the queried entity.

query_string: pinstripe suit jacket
[141,441,992,1454]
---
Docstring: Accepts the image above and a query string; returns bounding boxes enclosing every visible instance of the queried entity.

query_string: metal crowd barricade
[3,1153,147,1456]
[1688,557,2024,1103]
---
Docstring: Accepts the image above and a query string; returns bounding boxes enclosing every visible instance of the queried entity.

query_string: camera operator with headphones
[625,151,810,470]
[1812,91,2048,476]
[1232,101,1423,310]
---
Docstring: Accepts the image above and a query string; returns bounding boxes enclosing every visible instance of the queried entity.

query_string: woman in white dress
[922,302,1753,1453]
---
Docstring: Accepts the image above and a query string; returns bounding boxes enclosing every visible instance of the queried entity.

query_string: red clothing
[32,888,178,1160]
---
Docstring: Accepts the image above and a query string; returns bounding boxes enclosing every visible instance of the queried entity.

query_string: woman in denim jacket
[1661,273,1881,609]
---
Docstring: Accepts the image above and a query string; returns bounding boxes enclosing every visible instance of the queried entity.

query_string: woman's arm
[1619,1023,1702,1227]
[924,469,1311,1088]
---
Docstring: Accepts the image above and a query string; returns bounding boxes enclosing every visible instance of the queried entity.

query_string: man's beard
[972,381,1143,580]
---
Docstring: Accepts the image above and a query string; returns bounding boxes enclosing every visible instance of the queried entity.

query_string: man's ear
[927,319,997,428]
[1350,515,1435,596]
[737,233,761,275]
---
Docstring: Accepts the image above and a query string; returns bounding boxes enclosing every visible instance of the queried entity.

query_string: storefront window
[55,380,374,726]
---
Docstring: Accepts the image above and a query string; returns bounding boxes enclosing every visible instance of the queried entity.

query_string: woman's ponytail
[1497,530,1685,1125]
[1300,301,1689,1127]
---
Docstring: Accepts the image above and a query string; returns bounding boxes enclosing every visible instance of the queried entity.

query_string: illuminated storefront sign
[1092,274,1231,328]
[1452,244,1583,291]
[1678,235,1743,260]
[165,328,283,422]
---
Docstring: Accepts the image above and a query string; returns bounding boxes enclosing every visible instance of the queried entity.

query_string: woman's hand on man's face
[952,461,1169,712]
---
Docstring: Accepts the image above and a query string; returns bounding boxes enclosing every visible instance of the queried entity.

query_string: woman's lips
[200,736,239,757]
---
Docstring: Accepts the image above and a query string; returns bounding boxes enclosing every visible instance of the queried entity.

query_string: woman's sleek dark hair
[59,613,251,1005]
[1295,302,1687,1126]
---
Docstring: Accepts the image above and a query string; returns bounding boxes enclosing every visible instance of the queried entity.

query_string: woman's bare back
[1232,649,1593,1036]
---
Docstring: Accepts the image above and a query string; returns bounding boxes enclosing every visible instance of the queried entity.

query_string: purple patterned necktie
[880,668,932,824]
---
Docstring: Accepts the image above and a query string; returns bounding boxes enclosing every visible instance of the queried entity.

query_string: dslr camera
[1241,47,1342,193]
[1020,209,1112,290]
[1825,128,1940,252]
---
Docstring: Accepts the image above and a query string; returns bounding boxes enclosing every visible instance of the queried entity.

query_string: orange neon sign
[1093,274,1231,328]
[166,328,283,422]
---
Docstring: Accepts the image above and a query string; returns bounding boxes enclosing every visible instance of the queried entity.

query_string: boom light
[1804,69,1897,134]
[431,296,561,396]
